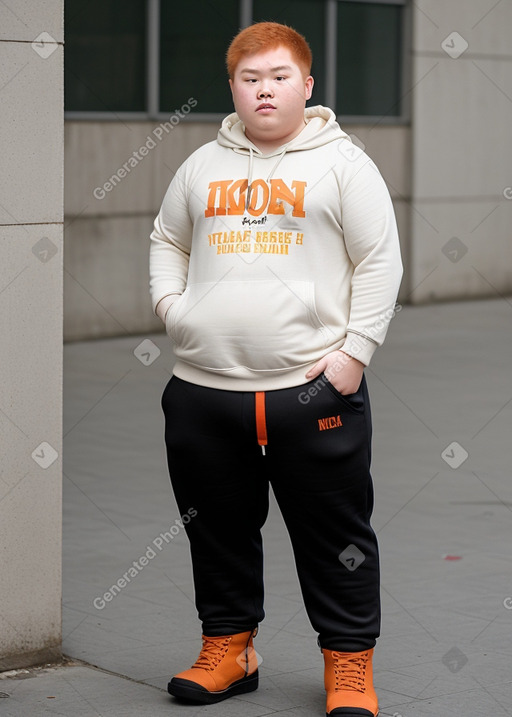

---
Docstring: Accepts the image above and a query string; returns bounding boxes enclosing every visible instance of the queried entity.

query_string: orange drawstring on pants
[255,392,268,456]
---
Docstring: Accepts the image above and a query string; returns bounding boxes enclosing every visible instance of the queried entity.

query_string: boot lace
[332,651,369,693]
[192,636,232,671]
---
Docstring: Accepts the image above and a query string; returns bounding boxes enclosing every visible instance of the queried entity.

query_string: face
[229,46,314,153]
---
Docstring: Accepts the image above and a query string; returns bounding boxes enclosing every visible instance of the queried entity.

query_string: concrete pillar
[410,0,512,302]
[0,2,63,669]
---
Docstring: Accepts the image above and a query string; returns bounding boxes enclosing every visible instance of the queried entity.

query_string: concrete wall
[409,0,512,302]
[63,121,410,340]
[0,2,63,669]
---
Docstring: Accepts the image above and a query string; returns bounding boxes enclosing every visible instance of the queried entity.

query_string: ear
[304,75,314,101]
[228,78,234,96]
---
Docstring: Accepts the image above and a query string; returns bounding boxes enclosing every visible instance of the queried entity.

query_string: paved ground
[2,298,512,716]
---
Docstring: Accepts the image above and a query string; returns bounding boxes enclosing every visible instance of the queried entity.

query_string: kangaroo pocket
[166,279,332,372]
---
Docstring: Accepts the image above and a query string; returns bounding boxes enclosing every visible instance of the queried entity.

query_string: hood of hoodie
[218,105,351,199]
[217,105,349,156]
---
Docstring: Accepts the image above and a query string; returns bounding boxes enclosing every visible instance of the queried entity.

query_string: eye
[275,76,286,81]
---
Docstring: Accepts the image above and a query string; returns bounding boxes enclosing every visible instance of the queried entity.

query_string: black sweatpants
[161,373,380,652]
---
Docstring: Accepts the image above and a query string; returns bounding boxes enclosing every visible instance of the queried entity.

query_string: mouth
[256,103,276,112]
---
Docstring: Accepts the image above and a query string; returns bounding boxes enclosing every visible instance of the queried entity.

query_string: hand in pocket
[306,350,364,395]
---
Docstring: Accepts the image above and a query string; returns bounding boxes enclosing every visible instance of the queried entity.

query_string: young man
[150,21,402,717]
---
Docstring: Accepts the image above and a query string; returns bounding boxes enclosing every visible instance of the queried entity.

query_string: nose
[258,86,273,98]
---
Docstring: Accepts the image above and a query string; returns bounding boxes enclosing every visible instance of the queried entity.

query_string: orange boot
[323,647,378,716]
[168,629,259,704]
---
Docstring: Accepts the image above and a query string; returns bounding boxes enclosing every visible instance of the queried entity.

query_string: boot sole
[327,709,379,717]
[168,670,259,704]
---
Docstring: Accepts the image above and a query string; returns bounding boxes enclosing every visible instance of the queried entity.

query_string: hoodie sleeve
[339,156,403,365]
[149,166,193,315]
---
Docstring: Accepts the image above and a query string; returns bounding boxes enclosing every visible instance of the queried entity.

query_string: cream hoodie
[149,106,403,390]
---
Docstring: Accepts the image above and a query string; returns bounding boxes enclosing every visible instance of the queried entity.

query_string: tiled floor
[2,299,511,716]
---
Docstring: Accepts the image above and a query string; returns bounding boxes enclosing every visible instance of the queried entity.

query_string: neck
[245,121,307,154]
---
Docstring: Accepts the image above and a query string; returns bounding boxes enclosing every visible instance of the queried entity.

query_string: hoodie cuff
[340,330,379,367]
[154,293,181,320]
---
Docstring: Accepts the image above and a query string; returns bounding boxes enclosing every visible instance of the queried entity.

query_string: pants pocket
[322,373,365,413]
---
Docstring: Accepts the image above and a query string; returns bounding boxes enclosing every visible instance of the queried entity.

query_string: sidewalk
[2,298,512,716]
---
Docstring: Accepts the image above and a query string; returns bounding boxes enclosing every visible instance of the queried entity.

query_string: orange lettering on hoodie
[226,179,248,215]
[267,179,306,217]
[205,178,307,218]
[248,179,270,216]
[204,180,231,217]
[290,180,306,218]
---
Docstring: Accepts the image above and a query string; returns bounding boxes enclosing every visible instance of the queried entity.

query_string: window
[65,0,147,113]
[65,0,408,121]
[159,1,239,114]
[252,0,327,108]
[337,2,403,117]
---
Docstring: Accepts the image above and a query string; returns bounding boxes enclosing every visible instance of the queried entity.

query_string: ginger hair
[226,21,312,79]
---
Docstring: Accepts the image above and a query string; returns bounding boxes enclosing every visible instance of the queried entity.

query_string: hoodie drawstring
[245,147,289,211]
[266,148,287,181]
[245,147,254,210]
[255,391,267,456]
